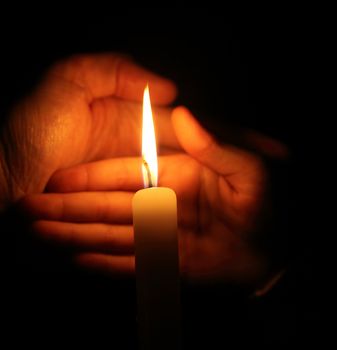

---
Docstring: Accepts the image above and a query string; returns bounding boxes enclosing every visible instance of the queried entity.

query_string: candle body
[133,187,181,350]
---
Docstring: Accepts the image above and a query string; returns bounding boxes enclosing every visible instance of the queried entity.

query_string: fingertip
[147,78,178,105]
[74,253,135,275]
[172,105,191,120]
[171,106,193,135]
[172,106,213,155]
[46,167,87,193]
[16,194,39,217]
[31,220,53,241]
[16,194,51,220]
[242,130,290,160]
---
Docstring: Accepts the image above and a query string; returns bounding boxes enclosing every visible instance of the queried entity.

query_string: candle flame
[142,85,158,188]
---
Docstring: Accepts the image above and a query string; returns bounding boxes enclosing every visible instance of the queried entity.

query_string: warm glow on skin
[20,106,283,287]
[11,54,288,288]
[142,85,158,188]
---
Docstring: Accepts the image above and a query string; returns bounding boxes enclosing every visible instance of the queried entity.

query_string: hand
[21,107,288,286]
[0,54,178,210]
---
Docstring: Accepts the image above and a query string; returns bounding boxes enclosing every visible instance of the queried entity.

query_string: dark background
[3,9,326,349]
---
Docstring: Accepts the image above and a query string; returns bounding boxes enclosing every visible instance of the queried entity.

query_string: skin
[20,107,285,286]
[0,53,288,287]
[0,54,178,210]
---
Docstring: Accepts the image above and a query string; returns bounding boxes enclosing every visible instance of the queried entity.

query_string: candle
[132,86,181,349]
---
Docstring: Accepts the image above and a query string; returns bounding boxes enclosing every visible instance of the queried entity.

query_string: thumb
[171,107,260,176]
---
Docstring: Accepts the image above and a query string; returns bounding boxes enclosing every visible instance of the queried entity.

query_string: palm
[4,86,135,195]
[159,153,267,282]
[3,81,91,197]
[0,54,176,204]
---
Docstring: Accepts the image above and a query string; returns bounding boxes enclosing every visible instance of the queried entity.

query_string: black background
[3,8,327,349]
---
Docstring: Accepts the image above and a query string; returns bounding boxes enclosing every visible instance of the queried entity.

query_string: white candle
[132,86,181,349]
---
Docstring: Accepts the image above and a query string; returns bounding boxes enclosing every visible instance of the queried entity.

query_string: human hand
[0,54,178,210]
[21,107,288,286]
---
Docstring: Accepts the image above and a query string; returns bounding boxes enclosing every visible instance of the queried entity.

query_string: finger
[20,192,133,223]
[74,253,135,275]
[48,54,177,104]
[46,154,200,229]
[172,106,263,176]
[46,154,189,194]
[242,129,289,159]
[47,158,142,193]
[87,98,181,160]
[32,221,134,254]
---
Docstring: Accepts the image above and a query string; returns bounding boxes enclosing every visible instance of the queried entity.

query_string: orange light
[142,85,158,188]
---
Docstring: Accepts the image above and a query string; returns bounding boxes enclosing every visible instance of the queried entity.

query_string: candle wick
[142,158,154,188]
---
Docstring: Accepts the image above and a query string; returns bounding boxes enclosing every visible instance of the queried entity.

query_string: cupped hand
[0,54,178,210]
[21,107,283,286]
